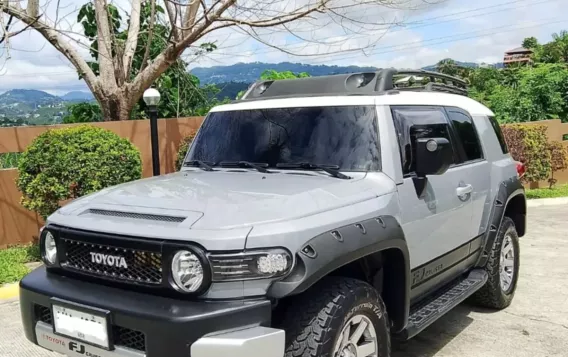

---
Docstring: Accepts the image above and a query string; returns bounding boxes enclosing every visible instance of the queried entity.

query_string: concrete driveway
[1,205,567,357]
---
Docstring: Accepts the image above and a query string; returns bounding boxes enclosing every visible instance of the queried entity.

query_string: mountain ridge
[191,59,500,85]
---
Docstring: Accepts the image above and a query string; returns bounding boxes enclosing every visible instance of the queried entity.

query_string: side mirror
[415,137,453,177]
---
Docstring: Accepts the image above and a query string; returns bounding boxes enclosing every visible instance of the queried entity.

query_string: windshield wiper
[183,160,215,171]
[276,162,351,179]
[218,161,272,173]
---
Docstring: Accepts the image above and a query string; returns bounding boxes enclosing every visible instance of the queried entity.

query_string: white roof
[211,91,494,116]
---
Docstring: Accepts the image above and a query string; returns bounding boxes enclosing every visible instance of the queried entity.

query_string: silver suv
[20,69,526,357]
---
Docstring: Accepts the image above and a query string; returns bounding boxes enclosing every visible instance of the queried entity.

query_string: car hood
[50,170,394,249]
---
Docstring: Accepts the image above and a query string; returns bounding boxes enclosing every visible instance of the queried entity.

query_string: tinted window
[488,116,509,154]
[446,109,483,161]
[392,106,458,175]
[187,106,380,171]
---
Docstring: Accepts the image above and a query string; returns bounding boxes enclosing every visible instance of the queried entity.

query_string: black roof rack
[240,68,468,101]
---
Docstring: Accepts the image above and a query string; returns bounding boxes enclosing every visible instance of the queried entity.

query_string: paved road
[1,205,567,357]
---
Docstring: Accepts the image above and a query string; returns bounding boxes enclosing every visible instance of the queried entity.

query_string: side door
[391,106,475,298]
[444,107,491,239]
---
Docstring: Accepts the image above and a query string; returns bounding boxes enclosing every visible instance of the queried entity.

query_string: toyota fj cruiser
[20,69,526,357]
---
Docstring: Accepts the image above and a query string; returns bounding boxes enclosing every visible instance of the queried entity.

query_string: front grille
[61,238,163,285]
[34,304,146,352]
[113,326,146,352]
[85,209,186,223]
[35,305,52,324]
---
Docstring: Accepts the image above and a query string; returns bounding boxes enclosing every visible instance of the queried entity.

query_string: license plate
[52,303,110,349]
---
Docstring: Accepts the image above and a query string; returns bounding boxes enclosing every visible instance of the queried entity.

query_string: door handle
[456,184,473,197]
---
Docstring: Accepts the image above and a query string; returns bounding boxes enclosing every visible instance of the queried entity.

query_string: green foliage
[0,152,21,169]
[236,70,311,99]
[62,102,102,123]
[175,133,197,171]
[260,69,310,80]
[469,64,568,123]
[436,59,459,76]
[17,125,142,219]
[547,141,568,188]
[533,30,568,64]
[501,124,551,183]
[522,36,539,50]
[526,184,568,199]
[0,244,40,284]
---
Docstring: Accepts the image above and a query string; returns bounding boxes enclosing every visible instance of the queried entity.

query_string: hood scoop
[82,208,187,223]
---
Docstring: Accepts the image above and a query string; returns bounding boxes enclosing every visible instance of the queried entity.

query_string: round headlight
[171,250,204,293]
[43,231,57,265]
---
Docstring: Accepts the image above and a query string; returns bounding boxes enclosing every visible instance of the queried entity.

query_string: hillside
[60,91,95,102]
[0,90,94,126]
[0,89,60,106]
[191,62,379,84]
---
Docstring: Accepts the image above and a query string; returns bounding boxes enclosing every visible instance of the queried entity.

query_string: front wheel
[280,277,391,357]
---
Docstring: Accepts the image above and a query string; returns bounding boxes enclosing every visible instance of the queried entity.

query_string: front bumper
[20,267,284,357]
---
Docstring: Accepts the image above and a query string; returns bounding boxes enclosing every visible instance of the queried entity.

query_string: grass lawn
[0,244,40,285]
[526,184,568,199]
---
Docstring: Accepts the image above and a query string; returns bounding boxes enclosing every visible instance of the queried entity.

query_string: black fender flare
[476,176,525,267]
[269,215,410,331]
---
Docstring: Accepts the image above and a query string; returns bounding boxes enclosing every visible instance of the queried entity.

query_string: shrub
[175,133,196,170]
[17,125,142,219]
[501,124,551,183]
[548,141,568,188]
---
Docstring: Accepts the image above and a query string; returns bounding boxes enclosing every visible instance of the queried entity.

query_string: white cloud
[1,0,567,93]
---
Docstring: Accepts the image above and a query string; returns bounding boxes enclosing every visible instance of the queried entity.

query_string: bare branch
[140,0,156,71]
[123,0,141,77]
[2,5,100,95]
[26,0,39,18]
[164,0,180,41]
[93,0,117,88]
[0,14,13,45]
[182,0,200,37]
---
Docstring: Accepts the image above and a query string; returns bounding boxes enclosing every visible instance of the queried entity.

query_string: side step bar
[400,269,488,339]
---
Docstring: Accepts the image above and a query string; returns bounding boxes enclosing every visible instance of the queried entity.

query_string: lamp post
[143,88,161,176]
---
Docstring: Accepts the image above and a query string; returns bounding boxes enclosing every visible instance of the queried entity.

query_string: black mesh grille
[113,326,146,351]
[35,305,52,324]
[61,238,163,285]
[86,209,186,223]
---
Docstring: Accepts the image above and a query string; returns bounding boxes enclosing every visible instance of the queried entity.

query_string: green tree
[534,31,568,63]
[477,64,568,123]
[62,102,102,123]
[436,59,459,76]
[75,2,220,120]
[522,36,539,49]
[260,70,310,80]
[236,70,311,99]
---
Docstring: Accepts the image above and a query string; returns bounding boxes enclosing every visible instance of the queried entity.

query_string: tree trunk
[98,92,136,121]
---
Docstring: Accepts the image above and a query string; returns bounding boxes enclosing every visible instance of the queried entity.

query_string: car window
[391,106,459,176]
[488,115,509,154]
[446,108,483,162]
[187,106,381,171]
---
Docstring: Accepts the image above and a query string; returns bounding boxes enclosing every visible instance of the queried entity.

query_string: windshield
[186,106,380,171]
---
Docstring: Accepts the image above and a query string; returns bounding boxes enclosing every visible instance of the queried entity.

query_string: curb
[0,282,19,301]
[527,197,568,207]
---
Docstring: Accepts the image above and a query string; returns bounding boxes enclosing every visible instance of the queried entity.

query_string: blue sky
[0,0,567,94]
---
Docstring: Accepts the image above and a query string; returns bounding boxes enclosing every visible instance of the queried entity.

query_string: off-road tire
[471,216,520,309]
[280,276,390,357]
